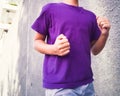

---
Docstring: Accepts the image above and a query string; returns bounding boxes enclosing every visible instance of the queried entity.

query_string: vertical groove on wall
[26,0,30,95]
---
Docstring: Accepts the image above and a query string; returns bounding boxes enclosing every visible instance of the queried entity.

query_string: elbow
[91,49,100,56]
[92,51,99,56]
[33,40,44,54]
[34,42,38,51]
[34,40,40,52]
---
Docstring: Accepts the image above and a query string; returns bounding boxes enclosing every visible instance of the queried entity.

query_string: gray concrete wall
[0,0,120,96]
[89,0,120,96]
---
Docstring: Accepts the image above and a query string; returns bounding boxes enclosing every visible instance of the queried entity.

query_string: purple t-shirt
[32,3,101,89]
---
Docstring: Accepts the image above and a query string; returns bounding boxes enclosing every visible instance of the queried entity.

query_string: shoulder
[83,8,96,18]
[42,3,60,12]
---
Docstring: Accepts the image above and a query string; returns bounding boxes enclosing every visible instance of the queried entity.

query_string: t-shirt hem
[43,78,94,89]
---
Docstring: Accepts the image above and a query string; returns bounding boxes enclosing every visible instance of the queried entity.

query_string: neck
[63,0,79,6]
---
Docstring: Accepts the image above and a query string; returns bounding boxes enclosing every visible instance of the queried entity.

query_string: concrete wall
[0,0,120,96]
[89,0,120,96]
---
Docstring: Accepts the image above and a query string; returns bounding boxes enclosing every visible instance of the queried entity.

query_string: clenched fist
[97,16,111,36]
[53,34,70,56]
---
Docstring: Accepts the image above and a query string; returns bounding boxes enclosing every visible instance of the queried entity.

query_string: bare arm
[34,33,70,56]
[91,17,111,55]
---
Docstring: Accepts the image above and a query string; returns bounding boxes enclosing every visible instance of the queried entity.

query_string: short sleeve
[31,5,50,36]
[90,15,101,42]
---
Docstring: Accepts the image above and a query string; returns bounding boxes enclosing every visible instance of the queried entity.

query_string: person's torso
[43,3,95,89]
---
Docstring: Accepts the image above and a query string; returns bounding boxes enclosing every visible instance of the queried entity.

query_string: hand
[97,16,111,36]
[53,34,70,56]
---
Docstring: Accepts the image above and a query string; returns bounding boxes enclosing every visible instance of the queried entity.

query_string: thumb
[57,34,66,40]
[96,16,99,20]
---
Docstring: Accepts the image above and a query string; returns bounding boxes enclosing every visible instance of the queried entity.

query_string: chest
[51,9,93,30]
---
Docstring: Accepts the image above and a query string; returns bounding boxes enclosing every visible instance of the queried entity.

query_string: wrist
[49,44,58,55]
[101,32,109,37]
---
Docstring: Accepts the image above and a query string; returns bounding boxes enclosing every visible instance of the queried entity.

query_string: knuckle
[68,42,70,45]
[68,47,70,50]
[65,38,68,41]
[59,53,64,56]
[57,46,61,50]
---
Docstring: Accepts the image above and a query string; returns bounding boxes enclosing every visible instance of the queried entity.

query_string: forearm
[34,40,56,55]
[91,33,109,55]
[34,33,70,56]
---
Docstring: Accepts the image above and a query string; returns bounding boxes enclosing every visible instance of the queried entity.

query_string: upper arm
[34,32,46,41]
[91,40,96,48]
